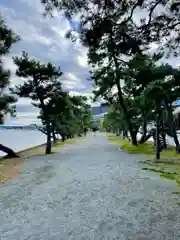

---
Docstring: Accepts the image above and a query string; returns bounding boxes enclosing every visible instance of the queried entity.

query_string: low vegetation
[141,159,180,191]
[108,133,180,194]
[108,134,180,159]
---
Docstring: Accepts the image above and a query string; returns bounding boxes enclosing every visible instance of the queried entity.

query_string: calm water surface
[0,129,47,156]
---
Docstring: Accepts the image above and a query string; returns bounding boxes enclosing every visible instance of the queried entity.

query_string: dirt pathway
[0,133,180,239]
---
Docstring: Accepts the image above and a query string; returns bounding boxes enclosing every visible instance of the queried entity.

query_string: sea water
[0,129,47,156]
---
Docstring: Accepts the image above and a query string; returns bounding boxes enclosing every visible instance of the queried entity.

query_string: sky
[1,1,180,125]
[0,0,94,125]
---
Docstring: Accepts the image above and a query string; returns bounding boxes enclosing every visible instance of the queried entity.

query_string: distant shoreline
[0,125,40,130]
[0,133,62,159]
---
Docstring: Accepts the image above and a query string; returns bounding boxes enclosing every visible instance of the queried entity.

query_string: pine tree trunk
[116,128,120,136]
[140,133,153,143]
[173,134,180,153]
[61,135,65,142]
[0,144,19,158]
[164,101,180,153]
[45,123,52,154]
[139,121,147,144]
[52,128,57,143]
[33,79,52,154]
[161,132,167,151]
[131,131,137,145]
[160,121,167,151]
[155,111,160,160]
[123,129,127,139]
[116,81,137,145]
[110,36,137,146]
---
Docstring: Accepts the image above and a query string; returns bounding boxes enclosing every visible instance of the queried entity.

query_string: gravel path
[0,133,180,239]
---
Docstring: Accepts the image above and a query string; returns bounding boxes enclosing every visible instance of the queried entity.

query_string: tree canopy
[39,0,180,159]
[12,52,92,154]
[2,0,180,160]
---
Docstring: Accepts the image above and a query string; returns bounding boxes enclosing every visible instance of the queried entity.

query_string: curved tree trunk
[173,134,180,153]
[0,144,19,158]
[142,133,153,143]
[139,121,147,144]
[164,101,180,153]
[61,134,65,142]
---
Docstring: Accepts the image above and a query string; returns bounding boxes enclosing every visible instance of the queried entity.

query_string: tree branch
[123,0,141,24]
[168,21,180,29]
[147,0,162,25]
[108,57,129,67]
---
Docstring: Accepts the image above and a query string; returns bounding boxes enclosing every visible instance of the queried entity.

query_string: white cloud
[0,1,93,125]
[2,56,27,86]
[64,80,86,90]
[1,2,90,88]
[51,25,69,39]
[16,98,33,105]
[69,90,102,106]
[66,72,81,82]
[77,50,88,67]
[2,56,17,72]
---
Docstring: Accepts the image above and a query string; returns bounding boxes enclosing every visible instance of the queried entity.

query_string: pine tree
[13,52,63,154]
[0,16,19,158]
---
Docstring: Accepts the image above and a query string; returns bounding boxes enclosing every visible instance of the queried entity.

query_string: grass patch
[107,134,155,155]
[142,164,180,188]
[142,167,166,174]
[107,133,180,193]
[141,158,180,191]
[141,158,180,185]
[107,133,180,159]
[0,137,78,183]
[160,172,177,181]
[172,191,180,194]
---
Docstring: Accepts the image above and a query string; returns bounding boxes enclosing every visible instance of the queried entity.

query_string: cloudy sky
[1,1,180,125]
[1,0,94,125]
